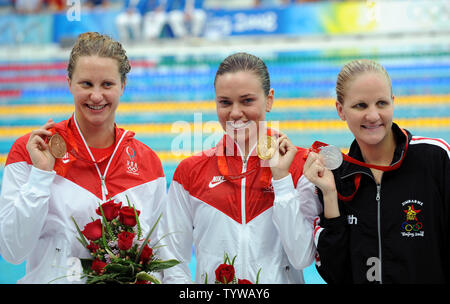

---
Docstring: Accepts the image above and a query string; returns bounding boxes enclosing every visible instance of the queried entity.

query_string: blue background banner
[1,1,449,45]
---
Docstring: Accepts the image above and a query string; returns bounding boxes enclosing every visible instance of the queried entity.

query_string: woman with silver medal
[303,59,450,284]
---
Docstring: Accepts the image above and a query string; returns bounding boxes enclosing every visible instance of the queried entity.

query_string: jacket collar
[53,114,135,163]
[217,134,259,163]
[338,123,412,179]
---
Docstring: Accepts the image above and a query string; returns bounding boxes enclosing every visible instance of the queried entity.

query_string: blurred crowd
[10,0,109,14]
[4,0,358,43]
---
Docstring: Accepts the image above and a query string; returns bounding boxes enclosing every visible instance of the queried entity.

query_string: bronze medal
[257,135,277,160]
[48,133,67,158]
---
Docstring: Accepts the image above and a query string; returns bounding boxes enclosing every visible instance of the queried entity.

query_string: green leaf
[135,213,162,263]
[136,271,161,284]
[80,258,93,271]
[256,268,262,284]
[231,255,237,266]
[86,273,121,284]
[145,259,180,272]
[101,247,117,264]
[97,202,113,243]
[104,263,134,275]
[71,216,88,247]
[128,197,142,240]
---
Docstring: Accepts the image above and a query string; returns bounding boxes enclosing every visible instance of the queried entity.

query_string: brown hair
[336,59,392,104]
[67,32,131,84]
[214,52,271,95]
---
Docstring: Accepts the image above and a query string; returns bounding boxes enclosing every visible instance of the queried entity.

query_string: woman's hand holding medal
[262,131,298,180]
[303,151,337,195]
[26,118,57,171]
[303,148,341,219]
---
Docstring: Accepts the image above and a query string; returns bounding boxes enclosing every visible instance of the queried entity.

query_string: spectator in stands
[254,0,320,6]
[142,0,169,41]
[167,0,206,39]
[44,0,65,12]
[116,0,149,43]
[84,0,109,9]
[13,0,43,14]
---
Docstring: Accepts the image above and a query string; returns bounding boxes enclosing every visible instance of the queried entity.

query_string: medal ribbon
[304,128,409,201]
[51,117,118,164]
[49,116,120,179]
[217,128,276,187]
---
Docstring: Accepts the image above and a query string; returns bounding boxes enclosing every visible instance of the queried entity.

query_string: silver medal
[319,145,343,170]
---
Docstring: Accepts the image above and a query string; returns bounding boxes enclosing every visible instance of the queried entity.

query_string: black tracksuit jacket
[315,123,450,284]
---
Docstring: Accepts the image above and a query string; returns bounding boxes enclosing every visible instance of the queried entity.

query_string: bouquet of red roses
[206,253,261,284]
[71,196,179,284]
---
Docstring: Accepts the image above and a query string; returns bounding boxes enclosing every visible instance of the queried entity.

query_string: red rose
[86,241,99,253]
[215,264,235,284]
[119,206,140,227]
[238,279,253,284]
[91,259,107,275]
[96,200,122,221]
[139,244,153,264]
[82,219,103,241]
[118,231,135,250]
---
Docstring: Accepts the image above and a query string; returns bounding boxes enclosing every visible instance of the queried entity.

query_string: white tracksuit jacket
[160,135,322,284]
[0,116,166,283]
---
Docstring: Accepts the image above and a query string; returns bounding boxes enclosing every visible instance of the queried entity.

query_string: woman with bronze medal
[159,52,322,284]
[0,32,166,283]
[303,59,450,283]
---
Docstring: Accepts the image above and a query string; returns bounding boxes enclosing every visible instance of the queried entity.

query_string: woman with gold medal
[159,52,322,284]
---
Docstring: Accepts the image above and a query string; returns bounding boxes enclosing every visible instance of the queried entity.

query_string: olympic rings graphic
[126,146,136,159]
[402,222,423,232]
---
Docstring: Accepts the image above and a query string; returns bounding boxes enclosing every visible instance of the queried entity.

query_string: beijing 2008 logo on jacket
[401,199,424,238]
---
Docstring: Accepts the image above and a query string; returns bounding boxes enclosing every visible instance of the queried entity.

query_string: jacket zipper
[342,171,384,283]
[375,183,383,284]
[241,158,247,224]
[73,112,127,202]
[240,158,248,278]
[235,140,255,281]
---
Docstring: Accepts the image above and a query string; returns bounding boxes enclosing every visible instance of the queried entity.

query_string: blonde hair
[67,32,131,84]
[336,59,392,104]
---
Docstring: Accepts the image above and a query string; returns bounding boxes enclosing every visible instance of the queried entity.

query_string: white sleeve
[159,180,194,284]
[0,162,56,264]
[272,173,323,270]
[122,176,167,242]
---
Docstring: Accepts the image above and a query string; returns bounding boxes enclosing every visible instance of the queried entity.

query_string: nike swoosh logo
[62,153,70,164]
[208,179,226,188]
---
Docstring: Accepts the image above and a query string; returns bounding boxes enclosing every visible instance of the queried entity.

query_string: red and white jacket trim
[159,135,322,284]
[0,116,166,284]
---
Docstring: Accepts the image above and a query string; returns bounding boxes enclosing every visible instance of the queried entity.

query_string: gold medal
[257,135,277,160]
[48,133,67,158]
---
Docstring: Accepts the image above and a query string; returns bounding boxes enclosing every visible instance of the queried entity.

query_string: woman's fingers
[26,118,57,171]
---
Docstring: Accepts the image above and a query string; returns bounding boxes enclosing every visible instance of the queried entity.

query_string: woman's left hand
[269,131,297,180]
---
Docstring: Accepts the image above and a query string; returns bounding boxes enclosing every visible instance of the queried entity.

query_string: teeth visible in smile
[363,125,381,129]
[228,121,250,129]
[87,104,106,110]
